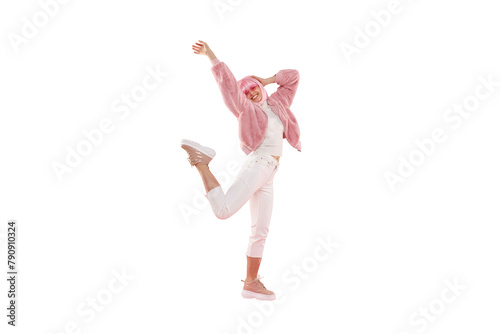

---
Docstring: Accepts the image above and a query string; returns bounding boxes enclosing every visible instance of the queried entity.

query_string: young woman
[181,40,301,301]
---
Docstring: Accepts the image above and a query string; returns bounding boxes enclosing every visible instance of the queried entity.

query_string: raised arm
[192,40,250,117]
[269,69,300,108]
[192,40,218,62]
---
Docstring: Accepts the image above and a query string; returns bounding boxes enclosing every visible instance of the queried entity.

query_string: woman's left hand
[251,75,270,86]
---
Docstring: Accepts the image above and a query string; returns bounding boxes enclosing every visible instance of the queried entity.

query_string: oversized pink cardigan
[210,58,302,155]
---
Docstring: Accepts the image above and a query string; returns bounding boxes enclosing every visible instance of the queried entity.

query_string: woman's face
[243,83,262,102]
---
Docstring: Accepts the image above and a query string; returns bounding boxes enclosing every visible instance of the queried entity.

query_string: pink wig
[238,76,268,105]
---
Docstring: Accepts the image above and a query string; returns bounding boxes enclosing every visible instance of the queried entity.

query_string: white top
[254,99,284,157]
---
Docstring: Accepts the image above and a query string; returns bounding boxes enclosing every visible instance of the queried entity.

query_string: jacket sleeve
[210,58,251,117]
[270,69,299,109]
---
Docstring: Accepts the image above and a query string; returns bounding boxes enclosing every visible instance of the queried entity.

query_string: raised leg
[204,157,271,220]
[195,163,220,193]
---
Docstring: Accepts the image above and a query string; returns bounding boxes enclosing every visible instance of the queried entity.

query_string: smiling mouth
[252,94,259,100]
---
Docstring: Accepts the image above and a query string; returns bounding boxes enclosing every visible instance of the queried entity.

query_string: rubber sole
[180,139,216,158]
[241,289,276,301]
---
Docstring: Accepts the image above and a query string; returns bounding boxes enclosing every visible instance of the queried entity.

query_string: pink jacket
[210,58,302,155]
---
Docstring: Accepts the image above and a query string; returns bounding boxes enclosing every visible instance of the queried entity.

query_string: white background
[1,0,499,333]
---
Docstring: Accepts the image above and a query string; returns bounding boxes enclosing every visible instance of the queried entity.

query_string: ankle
[195,163,209,170]
[245,276,257,283]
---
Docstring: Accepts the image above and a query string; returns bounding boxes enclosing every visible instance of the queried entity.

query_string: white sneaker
[180,139,216,166]
[241,275,276,301]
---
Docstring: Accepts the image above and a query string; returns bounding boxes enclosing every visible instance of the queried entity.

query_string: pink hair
[238,76,268,105]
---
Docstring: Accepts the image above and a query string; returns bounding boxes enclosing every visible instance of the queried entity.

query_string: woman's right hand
[192,40,210,56]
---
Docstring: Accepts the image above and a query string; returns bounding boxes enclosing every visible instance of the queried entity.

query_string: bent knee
[215,209,232,220]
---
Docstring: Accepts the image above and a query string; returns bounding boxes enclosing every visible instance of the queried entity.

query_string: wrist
[207,48,217,61]
[210,57,220,66]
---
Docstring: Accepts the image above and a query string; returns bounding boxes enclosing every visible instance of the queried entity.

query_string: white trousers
[204,152,280,258]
